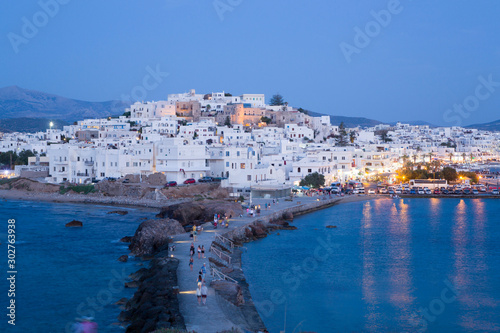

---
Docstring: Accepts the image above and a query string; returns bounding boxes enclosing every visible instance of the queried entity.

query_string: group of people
[213,213,230,229]
[189,242,209,306]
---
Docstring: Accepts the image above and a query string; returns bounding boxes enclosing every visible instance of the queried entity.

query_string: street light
[49,122,54,130]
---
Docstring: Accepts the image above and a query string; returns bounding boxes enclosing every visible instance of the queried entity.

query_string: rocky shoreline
[118,217,187,332]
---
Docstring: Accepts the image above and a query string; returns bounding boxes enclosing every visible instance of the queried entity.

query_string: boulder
[125,281,139,288]
[109,210,129,215]
[120,236,133,243]
[65,220,83,227]
[118,255,129,262]
[157,201,243,226]
[129,219,185,257]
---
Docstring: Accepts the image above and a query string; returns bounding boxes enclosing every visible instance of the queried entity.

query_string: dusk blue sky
[1,0,499,126]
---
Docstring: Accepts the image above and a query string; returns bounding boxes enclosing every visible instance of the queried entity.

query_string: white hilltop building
[1,88,497,194]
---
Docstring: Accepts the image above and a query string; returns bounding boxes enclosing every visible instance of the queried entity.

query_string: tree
[299,172,325,189]
[260,116,272,124]
[269,93,285,106]
[122,111,131,117]
[297,107,309,115]
[441,167,458,182]
[335,122,349,146]
[224,116,232,127]
[349,131,356,144]
[193,131,198,140]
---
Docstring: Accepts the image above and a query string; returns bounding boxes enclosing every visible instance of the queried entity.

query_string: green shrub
[59,184,96,195]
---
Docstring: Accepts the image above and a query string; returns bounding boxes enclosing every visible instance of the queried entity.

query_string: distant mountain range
[0,86,498,133]
[466,119,500,132]
[0,86,127,123]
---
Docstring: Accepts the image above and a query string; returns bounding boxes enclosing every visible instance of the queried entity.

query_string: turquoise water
[0,200,152,333]
[243,198,500,333]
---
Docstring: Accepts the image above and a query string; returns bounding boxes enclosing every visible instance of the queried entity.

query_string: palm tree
[428,152,434,163]
[402,154,409,169]
[462,152,467,163]
[448,152,454,162]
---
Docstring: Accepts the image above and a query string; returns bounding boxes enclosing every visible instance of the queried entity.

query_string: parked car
[165,181,177,187]
[410,189,417,195]
[122,178,130,183]
[425,189,432,195]
[492,189,499,195]
[198,176,213,183]
[433,189,441,195]
[380,188,388,194]
[358,187,365,194]
[442,189,449,195]
[472,189,479,195]
[388,189,395,195]
[454,189,462,195]
[368,189,376,194]
[418,189,425,195]
[395,189,402,194]
[183,178,196,184]
[463,189,471,195]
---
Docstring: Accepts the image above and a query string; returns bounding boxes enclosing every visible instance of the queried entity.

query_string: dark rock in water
[125,281,139,288]
[120,257,185,331]
[115,298,128,305]
[326,225,337,229]
[65,220,83,227]
[108,210,128,215]
[118,255,128,262]
[129,219,185,257]
[120,236,132,243]
[282,226,298,230]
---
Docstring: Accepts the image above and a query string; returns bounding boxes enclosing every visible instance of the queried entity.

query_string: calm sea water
[0,200,152,333]
[243,198,500,333]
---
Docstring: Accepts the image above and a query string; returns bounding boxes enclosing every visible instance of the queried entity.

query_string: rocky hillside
[0,86,128,123]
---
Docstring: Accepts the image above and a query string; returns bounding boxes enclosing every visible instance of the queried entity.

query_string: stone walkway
[172,194,350,333]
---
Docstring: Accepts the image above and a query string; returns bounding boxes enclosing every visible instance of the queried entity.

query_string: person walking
[197,245,202,259]
[189,257,194,271]
[190,243,195,257]
[201,245,205,258]
[201,283,208,305]
[196,284,202,306]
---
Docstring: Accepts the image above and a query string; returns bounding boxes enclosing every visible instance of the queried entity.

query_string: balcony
[84,161,94,166]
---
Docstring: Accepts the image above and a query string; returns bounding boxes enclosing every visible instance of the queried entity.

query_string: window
[240,163,246,169]
[226,162,229,167]
[226,151,230,156]
[308,169,312,173]
[247,175,251,181]
[298,167,301,172]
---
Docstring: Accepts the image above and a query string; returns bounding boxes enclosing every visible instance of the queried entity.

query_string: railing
[210,245,231,265]
[211,267,237,284]
[215,234,234,252]
[84,161,94,166]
